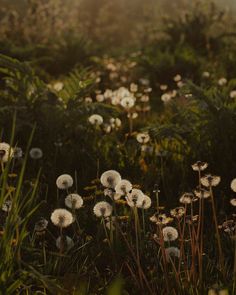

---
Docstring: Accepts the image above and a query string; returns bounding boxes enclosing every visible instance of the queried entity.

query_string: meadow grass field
[0,1,236,294]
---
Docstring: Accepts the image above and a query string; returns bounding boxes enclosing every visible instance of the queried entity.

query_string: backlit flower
[51,209,73,228]
[165,247,180,262]
[126,189,145,207]
[115,179,132,195]
[0,142,13,163]
[138,195,152,209]
[201,174,221,187]
[191,161,208,171]
[88,114,103,126]
[120,97,135,109]
[100,170,122,189]
[230,199,236,206]
[162,226,178,241]
[179,192,195,204]
[93,201,113,217]
[170,207,185,218]
[194,188,210,199]
[56,174,73,190]
[230,178,236,192]
[65,194,83,209]
[136,133,150,144]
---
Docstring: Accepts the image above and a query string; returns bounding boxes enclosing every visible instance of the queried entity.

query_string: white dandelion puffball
[161,93,172,103]
[104,188,122,200]
[100,170,122,189]
[126,189,145,208]
[29,147,43,159]
[0,142,13,163]
[93,201,113,217]
[56,236,74,251]
[200,174,221,187]
[88,114,103,126]
[230,90,236,99]
[202,71,210,78]
[230,178,236,192]
[191,161,208,171]
[138,195,152,209]
[165,247,180,262]
[65,194,83,209]
[96,94,105,102]
[160,84,168,91]
[53,81,64,92]
[230,199,236,206]
[13,147,23,159]
[218,77,227,86]
[51,209,73,228]
[162,226,178,242]
[56,174,73,190]
[120,97,135,109]
[34,218,48,233]
[115,179,132,195]
[173,74,182,82]
[136,133,150,144]
[84,96,93,103]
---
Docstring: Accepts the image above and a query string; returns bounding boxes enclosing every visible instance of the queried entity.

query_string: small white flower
[0,142,13,162]
[96,94,105,102]
[84,97,93,103]
[56,236,74,251]
[51,209,73,228]
[140,95,149,102]
[179,192,195,204]
[230,198,236,206]
[218,77,227,86]
[173,74,182,82]
[194,188,210,199]
[53,82,64,92]
[115,180,132,195]
[100,170,122,189]
[126,189,145,207]
[136,133,150,144]
[29,147,43,159]
[202,71,210,78]
[191,161,208,171]
[65,194,83,209]
[2,199,12,212]
[56,174,73,190]
[130,83,138,92]
[88,114,103,126]
[160,84,168,91]
[162,226,178,241]
[93,201,113,217]
[161,93,172,103]
[138,195,152,209]
[165,247,180,262]
[200,174,221,187]
[120,97,135,109]
[127,112,138,119]
[230,178,236,192]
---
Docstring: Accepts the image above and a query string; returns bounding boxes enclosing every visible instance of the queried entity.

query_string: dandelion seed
[136,133,150,144]
[162,226,178,241]
[93,201,113,217]
[0,142,13,163]
[65,194,83,209]
[115,179,132,195]
[126,189,145,207]
[88,114,103,126]
[56,174,73,190]
[29,147,43,159]
[200,174,221,187]
[191,161,208,171]
[138,195,152,209]
[165,247,180,262]
[230,178,236,192]
[170,207,186,218]
[100,170,122,189]
[51,209,73,228]
[56,236,74,251]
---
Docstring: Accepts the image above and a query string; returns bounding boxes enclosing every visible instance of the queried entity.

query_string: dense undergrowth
[0,1,236,294]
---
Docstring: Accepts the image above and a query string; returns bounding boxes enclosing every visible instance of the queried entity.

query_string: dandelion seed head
[230,178,236,192]
[100,170,122,189]
[13,147,23,159]
[173,74,182,82]
[56,235,74,251]
[126,189,145,207]
[170,207,186,218]
[2,199,12,212]
[230,90,236,99]
[115,179,132,195]
[201,174,221,187]
[194,188,210,199]
[165,247,180,262]
[88,114,103,126]
[162,226,178,241]
[65,194,83,209]
[29,147,43,159]
[138,195,152,209]
[179,192,195,204]
[56,174,73,190]
[0,142,13,163]
[93,201,113,217]
[230,198,236,206]
[51,209,73,228]
[161,93,172,103]
[218,77,227,86]
[120,97,135,109]
[191,161,208,171]
[136,133,150,144]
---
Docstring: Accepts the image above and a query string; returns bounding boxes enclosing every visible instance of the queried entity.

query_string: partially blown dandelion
[51,209,73,228]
